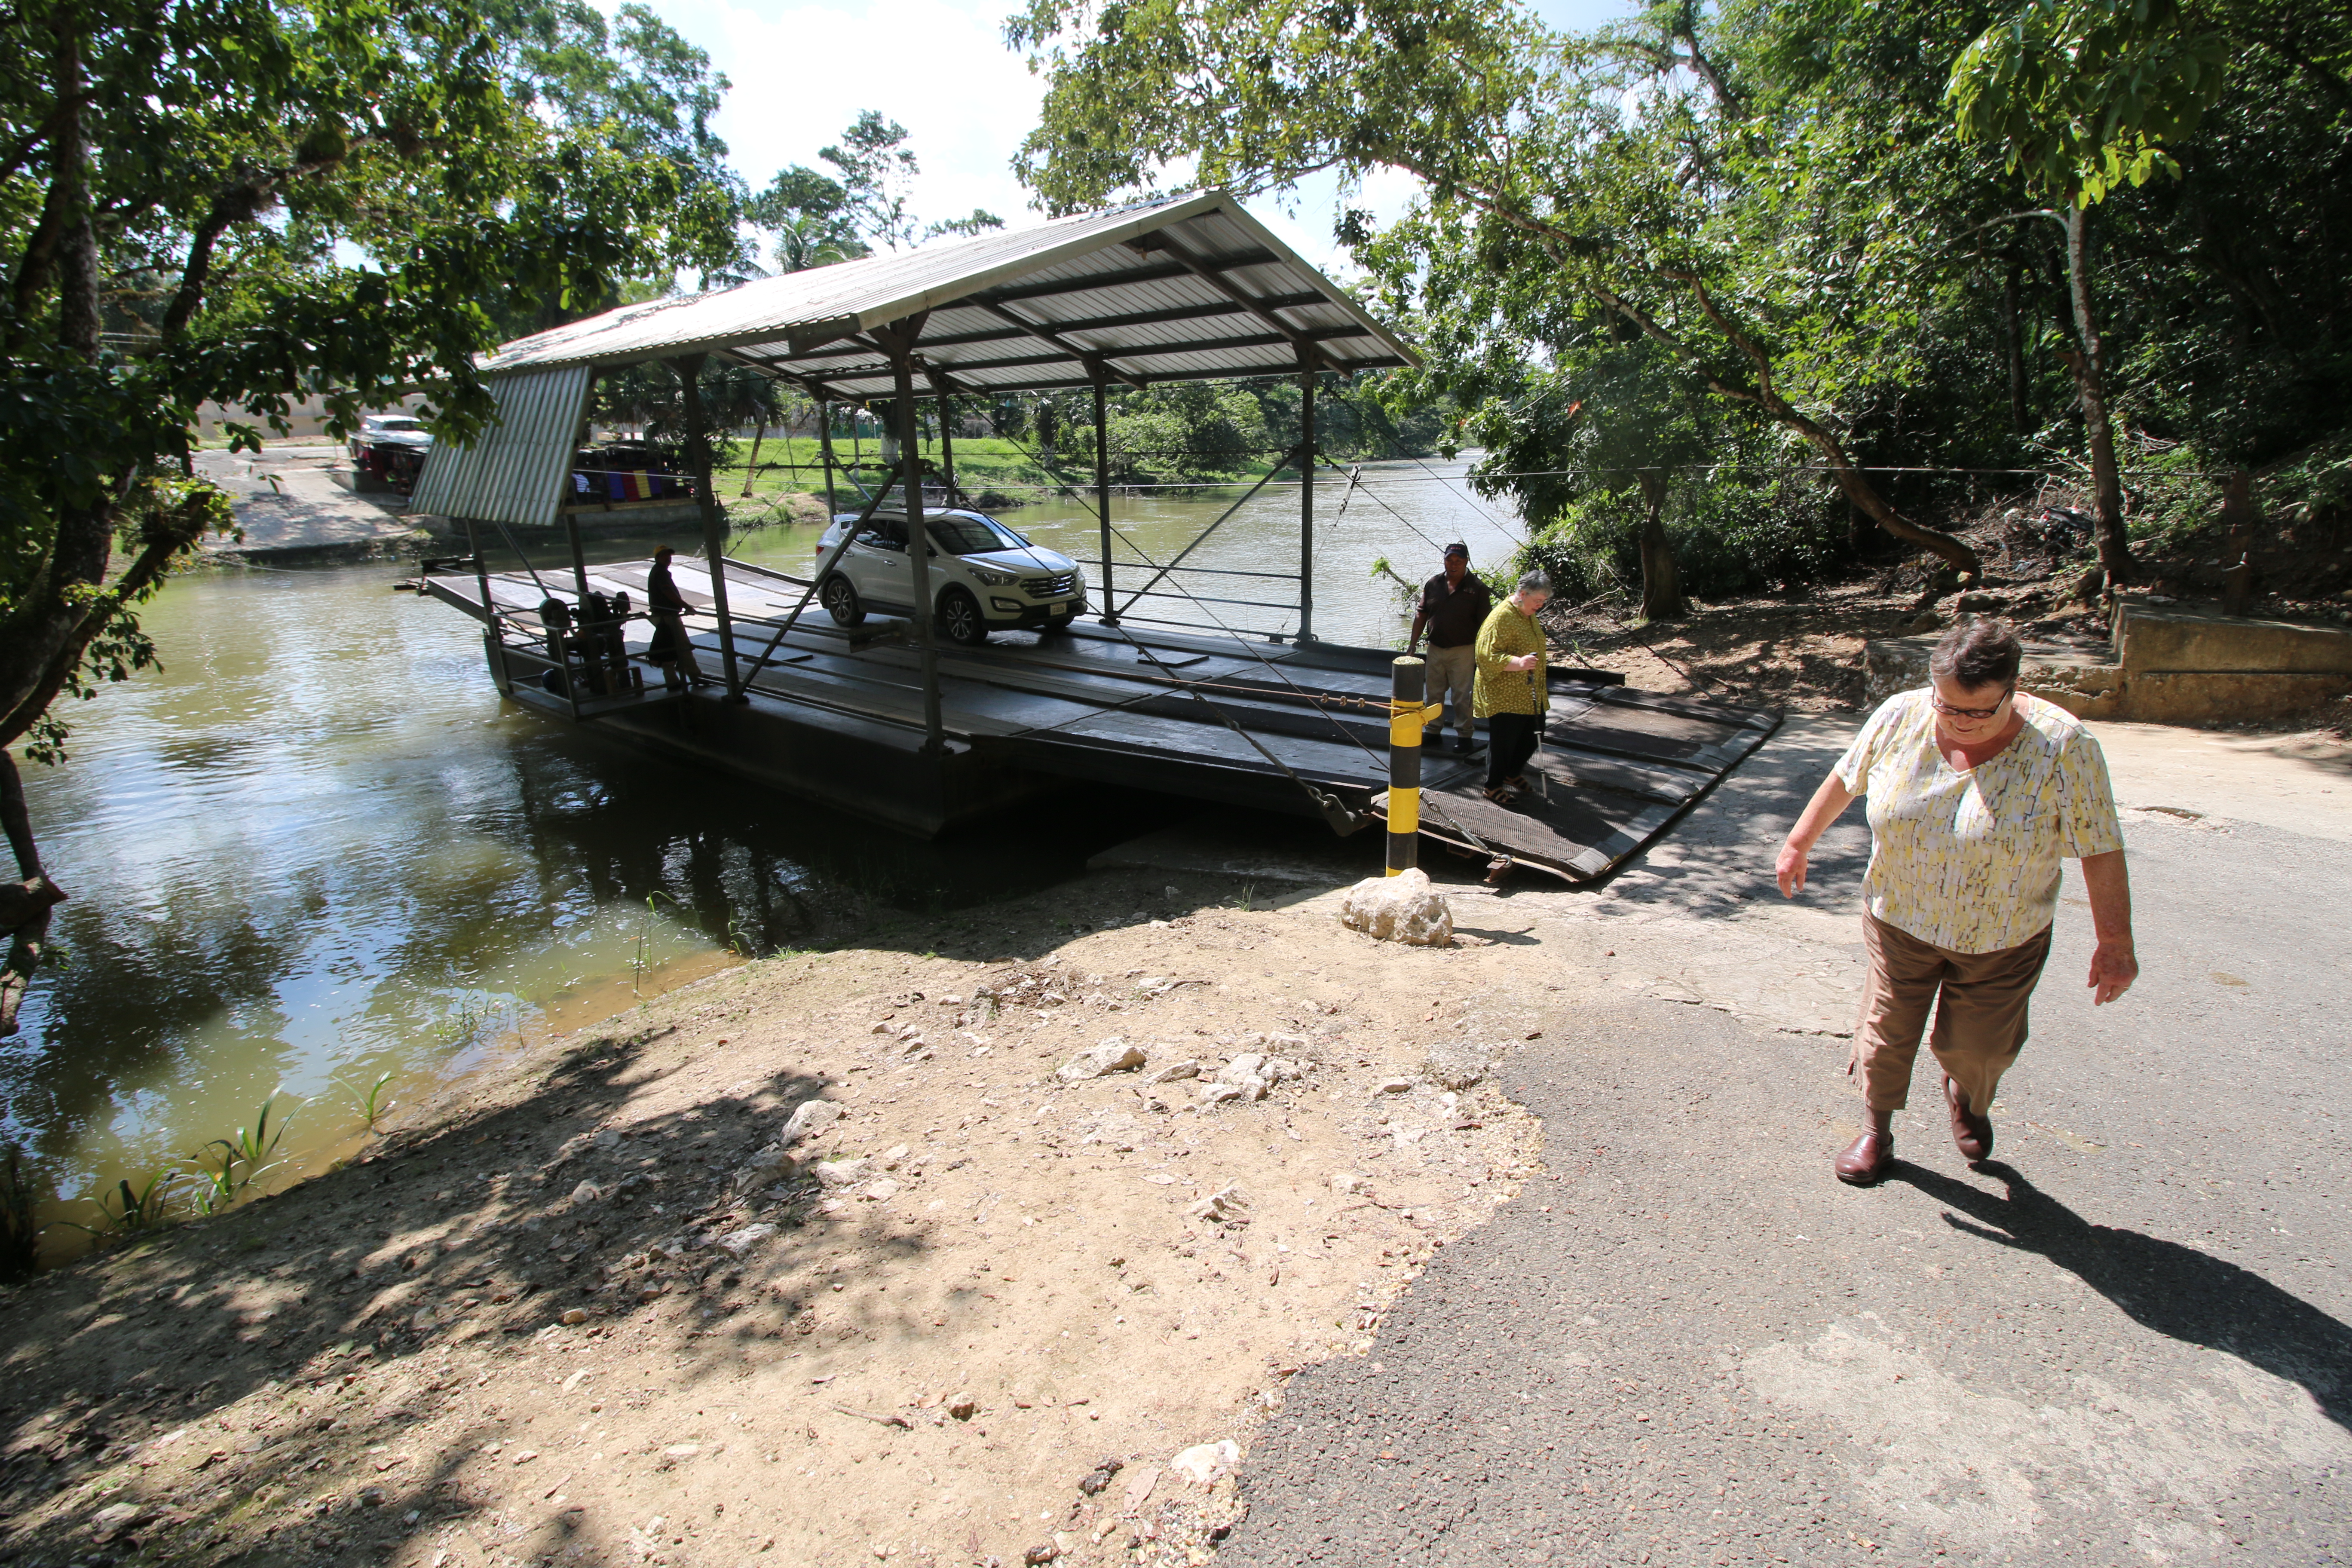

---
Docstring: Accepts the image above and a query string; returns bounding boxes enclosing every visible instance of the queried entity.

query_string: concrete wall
[1865,601,2351,724]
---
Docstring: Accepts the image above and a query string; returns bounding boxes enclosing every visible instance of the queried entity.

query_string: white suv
[815,508,1088,645]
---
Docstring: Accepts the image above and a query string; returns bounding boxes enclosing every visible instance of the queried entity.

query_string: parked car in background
[349,413,434,495]
[815,508,1087,645]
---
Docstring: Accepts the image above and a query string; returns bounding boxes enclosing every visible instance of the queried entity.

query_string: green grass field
[711,433,1283,499]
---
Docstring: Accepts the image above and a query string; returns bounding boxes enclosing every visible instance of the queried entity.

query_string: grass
[189,1093,294,1216]
[336,1070,398,1135]
[59,1170,184,1243]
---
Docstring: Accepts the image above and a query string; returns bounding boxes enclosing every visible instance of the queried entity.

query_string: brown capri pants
[1851,913,2053,1115]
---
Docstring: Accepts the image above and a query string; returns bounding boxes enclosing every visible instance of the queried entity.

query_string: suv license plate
[1048,603,1069,618]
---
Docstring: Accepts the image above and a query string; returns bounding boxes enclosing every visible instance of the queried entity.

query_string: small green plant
[60,1170,184,1243]
[0,1145,48,1282]
[724,913,761,959]
[189,1094,294,1215]
[632,891,680,995]
[335,1070,397,1134]
[1225,881,1259,913]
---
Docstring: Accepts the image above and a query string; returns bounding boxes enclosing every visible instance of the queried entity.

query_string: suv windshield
[373,418,423,432]
[927,514,1030,556]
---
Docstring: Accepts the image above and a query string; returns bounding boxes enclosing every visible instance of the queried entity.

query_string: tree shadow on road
[1898,1160,2352,1433]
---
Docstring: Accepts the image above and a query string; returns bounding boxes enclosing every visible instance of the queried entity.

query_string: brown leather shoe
[1945,1075,1994,1163]
[1834,1129,1896,1186]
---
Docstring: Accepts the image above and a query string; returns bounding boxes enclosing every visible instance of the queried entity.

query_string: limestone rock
[1168,1439,1240,1485]
[716,1222,778,1256]
[1337,868,1453,947]
[813,1157,873,1189]
[782,1099,843,1146]
[1143,1060,1200,1085]
[1188,1185,1249,1224]
[1059,1038,1148,1081]
[1196,1082,1245,1109]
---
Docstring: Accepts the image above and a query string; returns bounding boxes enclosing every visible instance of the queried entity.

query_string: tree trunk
[2003,263,2030,436]
[0,752,63,1037]
[738,421,765,496]
[2063,204,2136,584]
[1634,470,1684,621]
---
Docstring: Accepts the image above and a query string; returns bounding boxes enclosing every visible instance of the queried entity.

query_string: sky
[633,0,1637,279]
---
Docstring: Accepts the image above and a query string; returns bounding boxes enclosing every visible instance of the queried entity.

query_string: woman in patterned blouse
[1774,619,2138,1186]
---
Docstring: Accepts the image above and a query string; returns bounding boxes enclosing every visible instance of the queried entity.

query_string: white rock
[1337,868,1453,946]
[1376,1077,1415,1095]
[861,1178,900,1202]
[568,1180,603,1204]
[1058,1038,1148,1081]
[782,1099,844,1146]
[1188,1185,1249,1223]
[1264,1057,1305,1082]
[1168,1439,1240,1485]
[1196,1082,1245,1108]
[1216,1053,1267,1086]
[882,1143,910,1169]
[90,1501,144,1539]
[1331,1172,1369,1196]
[813,1157,873,1188]
[716,1222,778,1257]
[1144,1060,1200,1084]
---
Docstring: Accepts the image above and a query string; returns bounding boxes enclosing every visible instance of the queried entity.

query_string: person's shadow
[1896,1161,2352,1434]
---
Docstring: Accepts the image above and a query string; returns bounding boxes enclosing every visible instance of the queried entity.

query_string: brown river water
[10,459,1520,1246]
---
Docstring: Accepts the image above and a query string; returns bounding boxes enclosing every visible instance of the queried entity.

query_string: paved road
[1227,732,2352,1566]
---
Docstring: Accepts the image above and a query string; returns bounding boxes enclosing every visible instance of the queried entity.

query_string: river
[8,458,1521,1243]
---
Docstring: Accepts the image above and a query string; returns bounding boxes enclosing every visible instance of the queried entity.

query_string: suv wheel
[936,587,988,646]
[821,573,864,626]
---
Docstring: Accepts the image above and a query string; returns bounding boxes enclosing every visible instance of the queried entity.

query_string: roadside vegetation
[1005,0,2352,629]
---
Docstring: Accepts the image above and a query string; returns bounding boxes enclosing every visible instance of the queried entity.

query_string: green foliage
[188,1094,294,1215]
[1948,0,2228,205]
[58,1170,184,1243]
[1,0,745,803]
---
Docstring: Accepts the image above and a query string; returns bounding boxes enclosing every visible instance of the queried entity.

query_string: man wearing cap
[1408,542,1494,755]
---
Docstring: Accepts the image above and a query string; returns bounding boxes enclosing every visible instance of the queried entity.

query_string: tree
[0,0,740,1032]
[1948,0,2230,583]
[1007,0,1987,578]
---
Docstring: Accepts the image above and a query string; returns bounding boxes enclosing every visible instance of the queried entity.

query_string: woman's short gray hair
[1515,570,1553,597]
[1930,617,2022,690]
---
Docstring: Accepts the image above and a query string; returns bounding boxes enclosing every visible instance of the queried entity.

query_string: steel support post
[1093,368,1117,624]
[561,512,606,696]
[935,392,957,506]
[465,518,511,695]
[1387,656,1428,875]
[885,336,946,754]
[818,400,839,518]
[1298,369,1316,642]
[674,354,745,701]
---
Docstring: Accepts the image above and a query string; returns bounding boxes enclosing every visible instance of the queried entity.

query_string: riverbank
[0,867,1560,1568]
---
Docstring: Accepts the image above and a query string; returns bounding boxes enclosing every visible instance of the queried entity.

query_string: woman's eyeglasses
[1932,686,2015,722]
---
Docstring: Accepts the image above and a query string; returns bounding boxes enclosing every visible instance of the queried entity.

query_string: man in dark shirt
[646,546,707,687]
[1408,542,1493,754]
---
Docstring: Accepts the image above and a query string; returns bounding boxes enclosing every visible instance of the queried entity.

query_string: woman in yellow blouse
[1774,619,2138,1186]
[1472,570,1553,801]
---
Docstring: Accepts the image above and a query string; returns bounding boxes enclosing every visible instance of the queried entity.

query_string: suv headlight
[969,567,1017,587]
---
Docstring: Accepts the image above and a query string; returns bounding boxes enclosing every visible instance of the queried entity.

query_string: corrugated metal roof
[409,364,593,528]
[481,191,1416,395]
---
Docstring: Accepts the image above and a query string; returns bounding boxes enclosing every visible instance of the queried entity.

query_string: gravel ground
[1225,750,2352,1567]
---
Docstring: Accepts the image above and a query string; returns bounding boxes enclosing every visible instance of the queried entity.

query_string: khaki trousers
[1851,913,2052,1115]
[1424,643,1477,744]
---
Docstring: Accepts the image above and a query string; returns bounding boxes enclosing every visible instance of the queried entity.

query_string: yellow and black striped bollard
[1386,656,1446,876]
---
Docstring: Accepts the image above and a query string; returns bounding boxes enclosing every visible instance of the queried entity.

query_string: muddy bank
[0,868,1559,1568]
